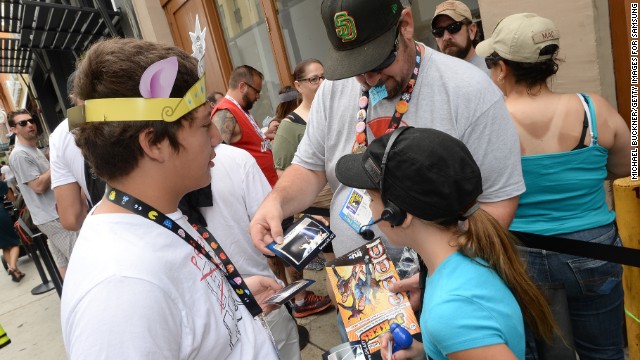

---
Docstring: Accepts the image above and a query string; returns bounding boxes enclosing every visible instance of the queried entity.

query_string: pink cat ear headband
[68,16,208,129]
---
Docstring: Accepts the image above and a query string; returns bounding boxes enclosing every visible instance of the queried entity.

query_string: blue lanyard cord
[105,186,263,317]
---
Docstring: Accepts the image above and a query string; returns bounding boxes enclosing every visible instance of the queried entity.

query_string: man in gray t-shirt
[8,109,77,278]
[250,0,523,280]
[431,1,490,76]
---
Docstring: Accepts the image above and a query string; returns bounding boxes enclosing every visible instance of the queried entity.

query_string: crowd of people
[0,1,632,359]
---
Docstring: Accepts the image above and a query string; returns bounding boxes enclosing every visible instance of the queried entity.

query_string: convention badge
[369,84,388,107]
[265,279,316,305]
[339,188,373,233]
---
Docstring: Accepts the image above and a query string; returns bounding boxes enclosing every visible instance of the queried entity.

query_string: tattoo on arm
[212,109,238,144]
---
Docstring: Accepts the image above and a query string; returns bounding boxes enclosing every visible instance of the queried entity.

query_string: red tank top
[213,98,278,187]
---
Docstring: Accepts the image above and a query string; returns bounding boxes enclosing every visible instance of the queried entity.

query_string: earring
[498,75,504,84]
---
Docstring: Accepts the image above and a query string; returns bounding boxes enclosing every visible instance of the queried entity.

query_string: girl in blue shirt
[335,127,556,359]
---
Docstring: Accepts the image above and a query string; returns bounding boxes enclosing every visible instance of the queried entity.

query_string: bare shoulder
[211,109,236,124]
[583,92,628,148]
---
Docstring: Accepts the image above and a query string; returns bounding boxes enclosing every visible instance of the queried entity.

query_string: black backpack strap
[286,112,306,125]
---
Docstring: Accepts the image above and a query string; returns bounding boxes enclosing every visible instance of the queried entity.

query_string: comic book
[325,238,421,358]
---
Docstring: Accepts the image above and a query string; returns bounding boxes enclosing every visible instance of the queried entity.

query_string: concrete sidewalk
[0,255,341,359]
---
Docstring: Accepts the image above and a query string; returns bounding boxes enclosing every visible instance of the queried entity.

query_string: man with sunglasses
[432,1,489,75]
[8,109,78,278]
[211,65,278,187]
[250,0,523,327]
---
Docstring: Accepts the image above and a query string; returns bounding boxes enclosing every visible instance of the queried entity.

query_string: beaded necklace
[351,42,422,154]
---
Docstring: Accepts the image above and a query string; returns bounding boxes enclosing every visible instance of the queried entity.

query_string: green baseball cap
[321,0,403,80]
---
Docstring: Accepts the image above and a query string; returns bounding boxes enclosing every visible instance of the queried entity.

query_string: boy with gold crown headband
[60,18,281,359]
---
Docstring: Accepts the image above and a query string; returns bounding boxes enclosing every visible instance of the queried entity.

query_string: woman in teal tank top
[479,13,632,360]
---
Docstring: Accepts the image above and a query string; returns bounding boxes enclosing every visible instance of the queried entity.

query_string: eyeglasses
[368,38,399,73]
[431,21,466,38]
[15,119,36,127]
[244,82,262,94]
[298,75,325,85]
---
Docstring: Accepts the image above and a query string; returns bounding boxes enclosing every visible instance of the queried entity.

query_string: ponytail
[458,208,556,342]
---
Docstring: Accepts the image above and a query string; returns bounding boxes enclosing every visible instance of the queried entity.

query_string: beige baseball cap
[476,13,560,63]
[432,1,472,26]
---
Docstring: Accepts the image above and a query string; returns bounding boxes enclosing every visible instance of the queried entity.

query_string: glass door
[216,0,281,126]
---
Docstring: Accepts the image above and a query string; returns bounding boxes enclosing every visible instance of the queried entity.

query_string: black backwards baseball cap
[335,128,483,222]
[321,0,403,80]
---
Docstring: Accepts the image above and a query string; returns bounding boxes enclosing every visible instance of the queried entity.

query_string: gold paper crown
[67,75,207,130]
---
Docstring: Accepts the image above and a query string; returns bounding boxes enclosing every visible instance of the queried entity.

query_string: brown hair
[206,91,224,105]
[273,86,299,121]
[7,109,31,127]
[228,65,263,90]
[485,45,561,91]
[293,58,322,81]
[457,209,556,342]
[73,38,200,181]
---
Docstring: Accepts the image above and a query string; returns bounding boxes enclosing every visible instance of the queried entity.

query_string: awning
[0,37,31,73]
[0,0,28,73]
[0,0,121,74]
[20,0,121,50]
[0,0,21,34]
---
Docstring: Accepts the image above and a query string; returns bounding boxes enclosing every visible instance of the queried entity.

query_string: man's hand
[264,120,279,141]
[250,165,329,255]
[389,273,421,312]
[379,331,426,360]
[310,215,329,226]
[249,197,286,256]
[244,275,283,315]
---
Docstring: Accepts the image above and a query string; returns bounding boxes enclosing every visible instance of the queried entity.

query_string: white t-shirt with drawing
[61,210,278,360]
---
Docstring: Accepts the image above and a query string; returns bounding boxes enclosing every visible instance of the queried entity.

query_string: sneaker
[293,291,332,318]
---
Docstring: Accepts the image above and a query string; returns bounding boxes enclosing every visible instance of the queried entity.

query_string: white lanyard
[224,95,266,139]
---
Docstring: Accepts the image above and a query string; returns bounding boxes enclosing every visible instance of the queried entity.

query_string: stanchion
[613,176,640,360]
[32,235,63,297]
[23,234,55,295]
[16,219,62,297]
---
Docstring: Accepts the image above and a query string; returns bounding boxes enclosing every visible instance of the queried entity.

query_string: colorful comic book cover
[325,239,421,357]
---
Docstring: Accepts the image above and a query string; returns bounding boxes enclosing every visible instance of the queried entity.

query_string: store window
[216,0,280,126]
[276,0,332,72]
[276,0,483,73]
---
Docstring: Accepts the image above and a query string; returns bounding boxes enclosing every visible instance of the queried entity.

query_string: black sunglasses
[15,119,36,127]
[368,38,399,73]
[431,21,466,38]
